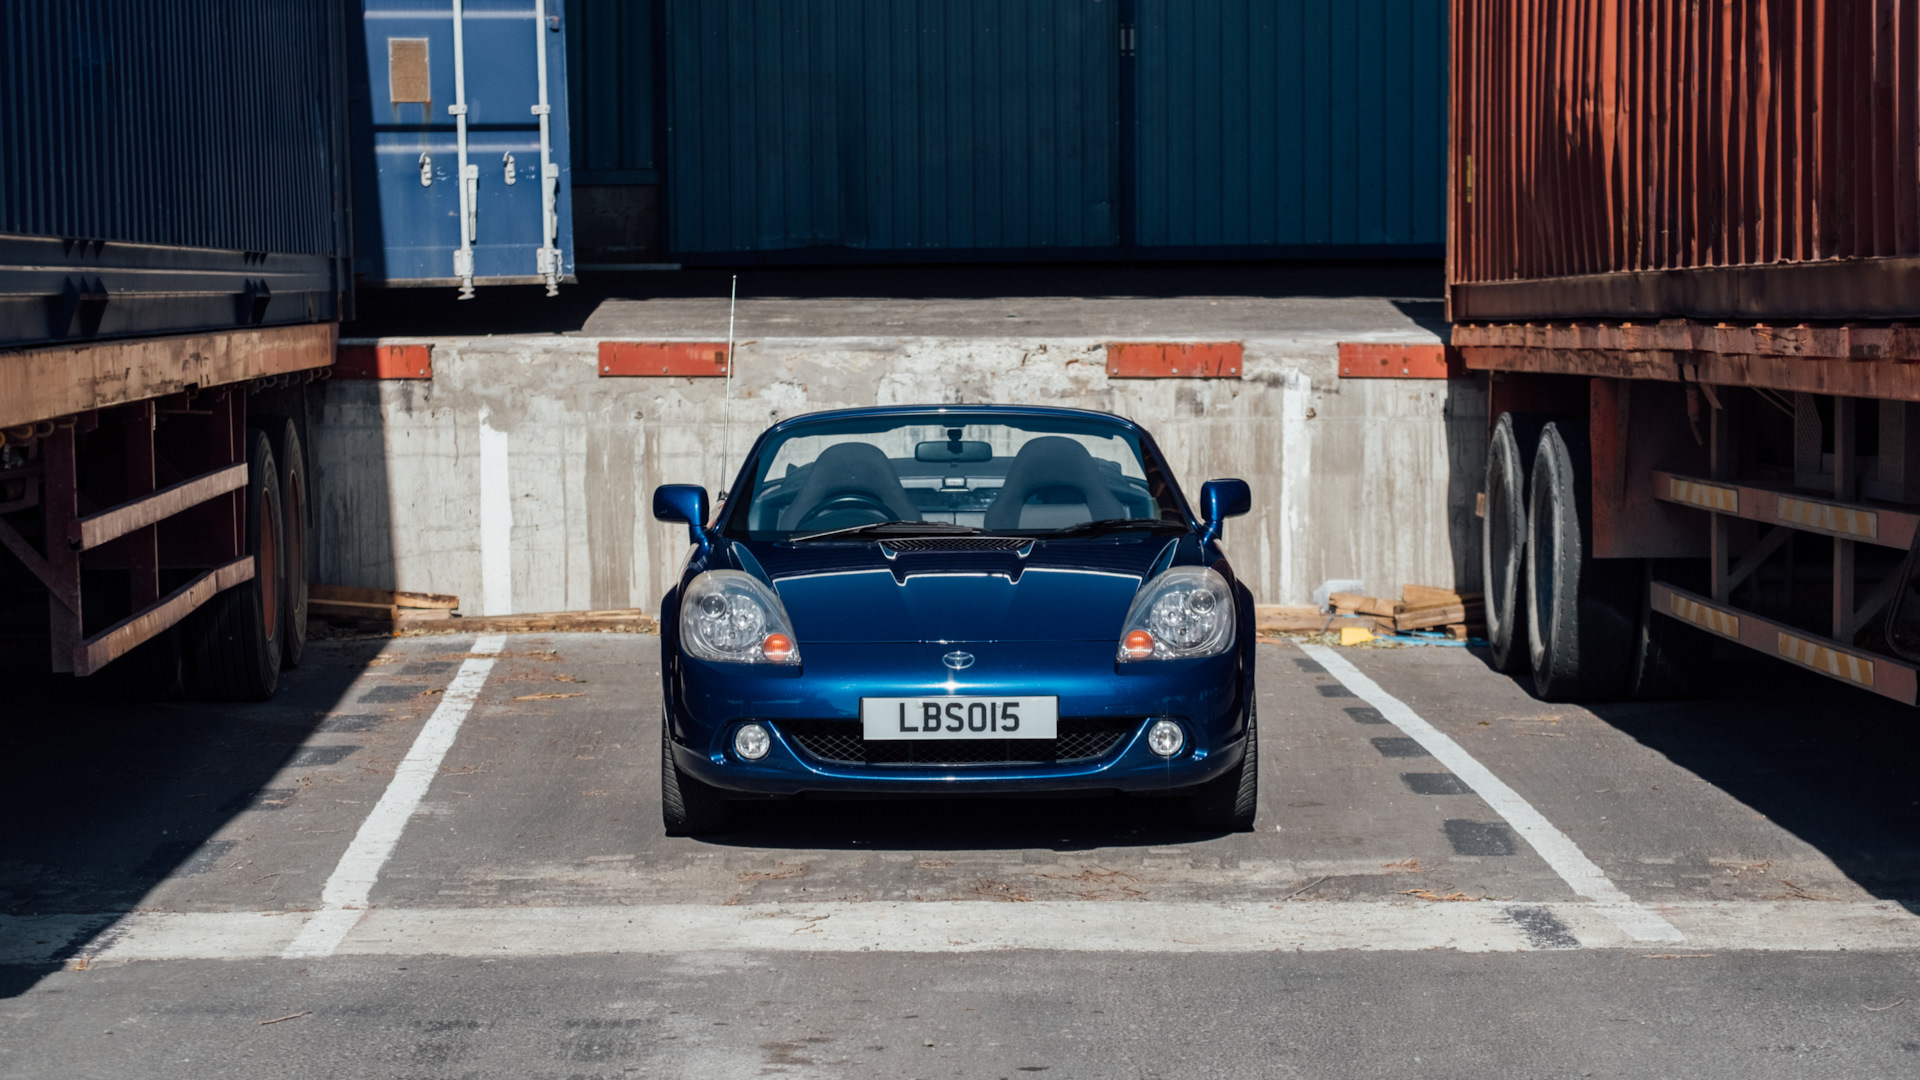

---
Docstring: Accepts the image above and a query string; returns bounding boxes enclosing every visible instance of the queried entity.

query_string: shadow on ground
[710,793,1227,853]
[0,639,384,995]
[1585,656,1920,908]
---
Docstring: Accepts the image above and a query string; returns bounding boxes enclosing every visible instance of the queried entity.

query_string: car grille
[777,717,1140,767]
[880,536,1032,552]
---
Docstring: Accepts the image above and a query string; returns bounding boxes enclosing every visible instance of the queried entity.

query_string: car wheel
[661,718,731,836]
[1184,701,1257,832]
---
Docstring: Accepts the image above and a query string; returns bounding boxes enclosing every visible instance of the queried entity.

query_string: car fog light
[1146,718,1185,757]
[734,723,771,761]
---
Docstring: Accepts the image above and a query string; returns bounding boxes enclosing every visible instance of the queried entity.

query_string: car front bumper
[665,639,1250,796]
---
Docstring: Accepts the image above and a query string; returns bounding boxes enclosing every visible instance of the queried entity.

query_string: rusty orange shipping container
[1447,1,1920,712]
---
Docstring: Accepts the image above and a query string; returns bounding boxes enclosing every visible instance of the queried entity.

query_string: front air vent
[880,536,1033,553]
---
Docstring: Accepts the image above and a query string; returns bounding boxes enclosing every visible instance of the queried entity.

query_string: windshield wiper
[790,521,984,542]
[1039,518,1188,538]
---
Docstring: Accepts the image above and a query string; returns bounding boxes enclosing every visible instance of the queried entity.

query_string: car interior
[750,430,1162,534]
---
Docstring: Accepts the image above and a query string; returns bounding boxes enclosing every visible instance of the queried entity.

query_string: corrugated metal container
[352,0,576,291]
[665,0,1120,257]
[660,0,1443,261]
[1134,0,1446,252]
[0,0,351,348]
[1450,0,1920,321]
[567,0,660,184]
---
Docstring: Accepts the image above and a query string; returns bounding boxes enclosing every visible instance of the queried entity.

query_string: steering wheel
[794,491,897,530]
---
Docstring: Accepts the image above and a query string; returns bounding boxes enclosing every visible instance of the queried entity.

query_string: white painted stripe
[1298,643,1685,942]
[478,409,512,616]
[281,636,507,959]
[12,901,1918,964]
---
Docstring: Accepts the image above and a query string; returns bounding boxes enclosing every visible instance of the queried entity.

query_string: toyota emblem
[942,651,976,670]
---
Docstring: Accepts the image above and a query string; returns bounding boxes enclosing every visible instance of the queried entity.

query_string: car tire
[1184,702,1257,832]
[661,718,731,836]
[1525,422,1636,702]
[187,430,284,701]
[1483,413,1532,673]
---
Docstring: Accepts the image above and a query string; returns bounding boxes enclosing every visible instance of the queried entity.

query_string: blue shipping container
[353,0,577,293]
[0,0,351,348]
[648,0,1443,261]
[666,0,1120,257]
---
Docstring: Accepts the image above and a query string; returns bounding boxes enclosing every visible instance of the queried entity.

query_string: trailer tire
[1525,422,1636,701]
[188,430,283,700]
[258,417,310,669]
[1627,558,1714,700]
[1483,414,1532,672]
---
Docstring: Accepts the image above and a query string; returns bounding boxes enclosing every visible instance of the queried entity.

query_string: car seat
[984,437,1127,530]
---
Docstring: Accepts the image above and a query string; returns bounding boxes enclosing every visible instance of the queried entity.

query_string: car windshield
[720,412,1188,540]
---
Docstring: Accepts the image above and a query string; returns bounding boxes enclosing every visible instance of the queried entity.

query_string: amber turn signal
[761,633,796,662]
[1122,629,1156,660]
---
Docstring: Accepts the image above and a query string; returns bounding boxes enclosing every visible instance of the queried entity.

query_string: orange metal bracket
[1337,343,1460,379]
[1105,342,1242,378]
[598,342,730,377]
[335,343,433,379]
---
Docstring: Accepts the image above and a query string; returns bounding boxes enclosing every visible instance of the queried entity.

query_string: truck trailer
[1451,0,1920,704]
[0,0,353,697]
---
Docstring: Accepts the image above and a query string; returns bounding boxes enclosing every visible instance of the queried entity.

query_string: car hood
[739,536,1182,644]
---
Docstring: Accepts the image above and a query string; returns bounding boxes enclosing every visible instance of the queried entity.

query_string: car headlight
[680,570,801,664]
[1116,566,1235,661]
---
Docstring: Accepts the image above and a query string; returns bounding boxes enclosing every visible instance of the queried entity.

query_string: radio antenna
[720,273,738,500]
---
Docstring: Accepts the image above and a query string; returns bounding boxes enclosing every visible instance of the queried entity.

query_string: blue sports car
[651,404,1256,835]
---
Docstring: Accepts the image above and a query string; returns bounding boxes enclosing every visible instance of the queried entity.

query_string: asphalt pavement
[2,632,1918,1078]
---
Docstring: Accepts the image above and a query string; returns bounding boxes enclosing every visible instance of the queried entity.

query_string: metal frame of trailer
[1459,324,1920,706]
[0,324,331,679]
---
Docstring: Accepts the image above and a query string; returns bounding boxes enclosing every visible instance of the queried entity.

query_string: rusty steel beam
[0,322,335,430]
[73,555,253,677]
[68,462,249,552]
[1652,580,1919,707]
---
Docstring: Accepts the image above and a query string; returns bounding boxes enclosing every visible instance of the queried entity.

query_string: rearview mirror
[1198,479,1251,544]
[652,484,712,547]
[915,440,994,463]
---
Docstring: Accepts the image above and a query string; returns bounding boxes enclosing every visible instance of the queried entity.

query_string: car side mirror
[653,484,712,548]
[1198,479,1251,544]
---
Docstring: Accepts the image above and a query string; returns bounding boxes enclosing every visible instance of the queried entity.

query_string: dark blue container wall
[666,0,1119,256]
[566,0,658,183]
[1133,0,1445,250]
[0,0,347,255]
[353,0,575,285]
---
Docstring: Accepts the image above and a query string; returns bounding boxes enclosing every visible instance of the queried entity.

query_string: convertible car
[651,404,1256,835]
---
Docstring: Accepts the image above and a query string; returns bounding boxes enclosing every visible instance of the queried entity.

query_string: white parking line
[12,901,1919,964]
[281,635,508,959]
[1297,643,1686,943]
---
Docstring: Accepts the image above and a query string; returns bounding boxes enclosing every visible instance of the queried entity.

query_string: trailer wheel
[259,417,310,669]
[1525,422,1636,701]
[188,430,284,700]
[1483,414,1532,672]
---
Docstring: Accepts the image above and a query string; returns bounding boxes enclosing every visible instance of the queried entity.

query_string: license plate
[860,697,1058,740]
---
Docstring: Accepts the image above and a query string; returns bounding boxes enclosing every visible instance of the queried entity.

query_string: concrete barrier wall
[310,335,1484,614]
